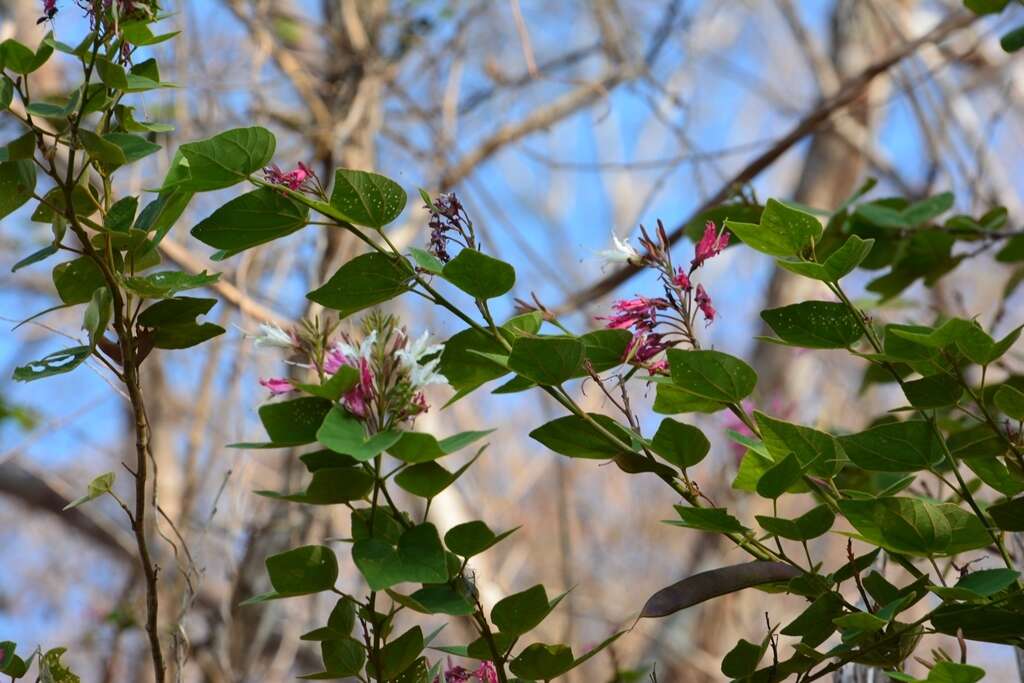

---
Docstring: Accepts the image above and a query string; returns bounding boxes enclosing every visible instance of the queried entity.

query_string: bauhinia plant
[5,2,1024,682]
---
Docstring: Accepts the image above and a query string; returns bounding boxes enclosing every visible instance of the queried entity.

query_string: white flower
[251,322,296,349]
[396,331,448,389]
[598,232,641,265]
[336,330,378,362]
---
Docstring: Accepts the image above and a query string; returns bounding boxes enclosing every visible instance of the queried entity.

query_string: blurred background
[2,0,1024,680]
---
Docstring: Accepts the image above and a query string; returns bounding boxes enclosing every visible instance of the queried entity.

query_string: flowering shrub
[5,3,1024,683]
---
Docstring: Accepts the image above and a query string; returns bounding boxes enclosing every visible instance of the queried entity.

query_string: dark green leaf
[257,467,373,505]
[329,169,406,228]
[754,411,844,478]
[386,429,492,464]
[839,421,943,472]
[352,523,447,590]
[242,545,338,604]
[994,385,1024,420]
[507,336,583,385]
[777,235,874,281]
[121,270,219,299]
[441,248,516,299]
[756,452,804,498]
[509,643,574,680]
[529,413,632,459]
[0,160,36,220]
[192,187,308,255]
[988,497,1024,531]
[164,127,275,192]
[667,349,757,403]
[491,585,560,636]
[902,374,963,408]
[726,198,822,257]
[722,639,767,678]
[259,397,332,445]
[1003,25,1024,52]
[667,505,747,534]
[317,407,401,461]
[760,301,863,349]
[307,252,412,317]
[138,297,216,327]
[580,328,632,372]
[650,418,710,468]
[373,626,423,680]
[11,346,90,382]
[757,504,835,541]
[444,521,517,558]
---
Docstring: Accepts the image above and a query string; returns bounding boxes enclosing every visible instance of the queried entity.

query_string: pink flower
[441,658,473,682]
[647,358,669,375]
[38,0,58,22]
[259,377,293,396]
[263,162,318,192]
[597,296,669,331]
[625,332,670,362]
[672,267,691,291]
[691,221,730,269]
[474,662,499,683]
[695,284,715,324]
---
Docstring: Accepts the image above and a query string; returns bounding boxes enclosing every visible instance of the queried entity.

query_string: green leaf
[62,471,115,510]
[328,169,406,228]
[12,345,91,382]
[307,252,412,317]
[257,467,374,505]
[507,336,583,385]
[441,248,516,299]
[987,496,1024,531]
[121,271,219,299]
[293,366,360,401]
[1002,24,1024,52]
[838,420,943,472]
[580,328,632,372]
[722,638,767,678]
[756,452,804,498]
[667,349,757,403]
[82,287,112,348]
[509,643,574,679]
[777,235,874,281]
[395,461,463,498]
[760,301,863,348]
[902,374,963,408]
[51,257,104,304]
[371,626,423,680]
[138,297,216,327]
[164,127,275,192]
[191,187,309,255]
[839,497,989,556]
[757,504,835,541]
[930,603,1023,645]
[529,413,633,459]
[0,160,36,220]
[121,22,180,46]
[726,198,822,257]
[386,429,492,464]
[444,521,517,558]
[408,247,444,274]
[652,379,726,414]
[78,129,128,166]
[316,407,401,461]
[259,396,332,446]
[298,638,365,678]
[667,505,748,534]
[242,545,338,604]
[965,0,1009,14]
[994,385,1024,420]
[151,322,224,350]
[931,568,1020,601]
[754,411,844,478]
[0,77,12,110]
[491,585,562,636]
[352,523,447,590]
[1,37,52,74]
[650,418,709,468]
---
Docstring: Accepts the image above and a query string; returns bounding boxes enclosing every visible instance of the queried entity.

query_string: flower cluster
[597,220,730,373]
[435,659,498,683]
[263,162,323,195]
[38,0,58,23]
[424,192,477,263]
[255,313,447,431]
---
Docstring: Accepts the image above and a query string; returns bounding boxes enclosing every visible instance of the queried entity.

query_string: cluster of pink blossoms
[263,162,322,194]
[597,220,730,374]
[255,314,446,430]
[435,659,498,683]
